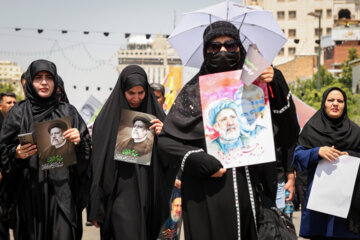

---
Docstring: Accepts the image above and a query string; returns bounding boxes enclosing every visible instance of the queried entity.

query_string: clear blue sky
[0,0,237,108]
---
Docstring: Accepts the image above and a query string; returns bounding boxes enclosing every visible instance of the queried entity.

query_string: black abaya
[88,65,167,240]
[158,64,259,240]
[0,60,91,240]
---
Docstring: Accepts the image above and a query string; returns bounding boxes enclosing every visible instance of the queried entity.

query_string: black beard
[205,51,241,73]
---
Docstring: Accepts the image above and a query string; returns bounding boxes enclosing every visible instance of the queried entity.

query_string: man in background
[150,83,165,109]
[0,92,17,129]
[0,92,17,239]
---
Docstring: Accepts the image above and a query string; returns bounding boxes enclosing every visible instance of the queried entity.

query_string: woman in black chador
[158,21,299,240]
[88,65,167,240]
[0,59,91,240]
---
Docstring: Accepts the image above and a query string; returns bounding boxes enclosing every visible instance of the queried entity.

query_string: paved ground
[81,210,305,240]
[10,209,305,239]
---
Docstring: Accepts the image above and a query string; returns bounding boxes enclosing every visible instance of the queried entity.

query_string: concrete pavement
[81,210,306,240]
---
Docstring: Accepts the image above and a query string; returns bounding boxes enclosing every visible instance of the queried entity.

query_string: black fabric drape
[58,76,70,103]
[258,69,300,200]
[159,64,260,240]
[88,65,167,240]
[0,59,91,240]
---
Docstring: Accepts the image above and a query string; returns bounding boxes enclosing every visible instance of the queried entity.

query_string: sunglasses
[206,40,239,53]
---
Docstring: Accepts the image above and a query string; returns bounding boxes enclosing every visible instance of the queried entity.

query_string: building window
[277,11,285,20]
[326,28,332,35]
[315,9,323,18]
[288,29,296,38]
[315,28,323,37]
[289,11,296,19]
[278,48,284,56]
[338,9,351,19]
[288,47,296,55]
[325,47,334,59]
[327,9,332,18]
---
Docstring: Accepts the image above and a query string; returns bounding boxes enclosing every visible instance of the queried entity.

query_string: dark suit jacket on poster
[41,140,76,169]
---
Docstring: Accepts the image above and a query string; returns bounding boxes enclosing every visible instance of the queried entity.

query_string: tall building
[117,34,181,84]
[0,61,23,96]
[243,0,360,66]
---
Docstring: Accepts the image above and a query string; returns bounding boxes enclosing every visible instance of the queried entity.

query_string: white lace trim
[180,149,204,172]
[232,168,241,240]
[245,166,257,230]
[272,91,292,114]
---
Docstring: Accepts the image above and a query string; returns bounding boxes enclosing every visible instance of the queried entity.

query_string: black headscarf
[58,76,70,103]
[89,65,166,234]
[298,87,360,151]
[24,59,59,121]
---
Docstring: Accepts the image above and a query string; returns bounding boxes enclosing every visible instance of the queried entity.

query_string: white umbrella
[168,1,287,68]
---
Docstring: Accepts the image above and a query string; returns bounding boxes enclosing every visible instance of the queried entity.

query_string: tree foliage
[290,48,360,125]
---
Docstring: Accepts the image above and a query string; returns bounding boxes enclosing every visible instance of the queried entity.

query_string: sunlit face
[50,127,65,148]
[214,108,241,141]
[1,96,16,117]
[32,71,55,98]
[131,120,148,142]
[324,90,345,119]
[153,90,165,107]
[171,197,182,222]
[125,85,146,108]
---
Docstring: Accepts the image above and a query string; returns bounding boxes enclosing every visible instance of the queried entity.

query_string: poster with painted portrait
[199,70,275,168]
[114,109,156,165]
[35,116,77,170]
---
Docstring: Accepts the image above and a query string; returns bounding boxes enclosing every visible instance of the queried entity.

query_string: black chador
[0,59,91,240]
[88,65,168,240]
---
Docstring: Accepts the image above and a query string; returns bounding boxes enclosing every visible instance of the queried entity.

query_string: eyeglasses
[206,40,239,53]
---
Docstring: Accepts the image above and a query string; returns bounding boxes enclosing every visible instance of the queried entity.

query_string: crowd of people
[0,20,358,240]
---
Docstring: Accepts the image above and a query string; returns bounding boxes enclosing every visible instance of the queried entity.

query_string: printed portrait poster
[114,109,156,166]
[157,187,182,240]
[35,116,76,170]
[199,70,276,168]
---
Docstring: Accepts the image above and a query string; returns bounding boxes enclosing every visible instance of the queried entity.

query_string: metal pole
[317,15,321,91]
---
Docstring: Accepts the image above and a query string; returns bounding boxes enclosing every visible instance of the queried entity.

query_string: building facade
[0,61,23,96]
[243,0,360,66]
[117,34,181,84]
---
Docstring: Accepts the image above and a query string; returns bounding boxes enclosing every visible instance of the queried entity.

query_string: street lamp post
[308,11,322,91]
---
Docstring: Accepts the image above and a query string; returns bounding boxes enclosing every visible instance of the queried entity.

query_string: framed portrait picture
[199,70,276,168]
[35,116,76,170]
[114,109,156,166]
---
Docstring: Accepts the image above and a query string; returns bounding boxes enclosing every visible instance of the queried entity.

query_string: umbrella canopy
[168,1,287,68]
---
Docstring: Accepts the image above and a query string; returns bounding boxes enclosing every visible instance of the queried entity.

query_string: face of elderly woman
[325,90,345,119]
[32,71,55,98]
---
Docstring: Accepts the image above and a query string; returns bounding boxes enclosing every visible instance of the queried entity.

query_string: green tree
[339,48,359,91]
[0,83,16,94]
